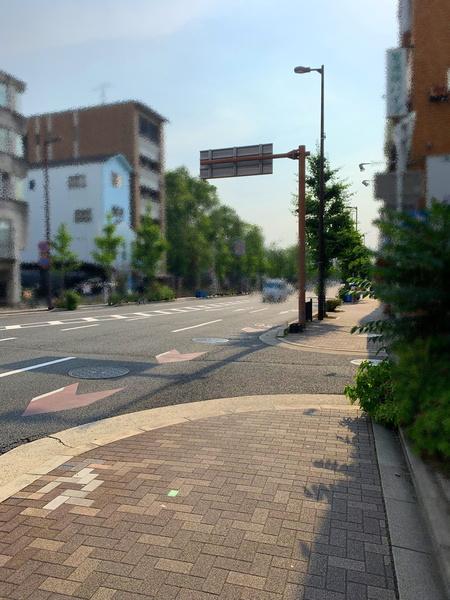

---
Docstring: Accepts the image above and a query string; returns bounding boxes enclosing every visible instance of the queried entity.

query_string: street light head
[359,163,366,172]
[362,180,370,187]
[294,66,312,74]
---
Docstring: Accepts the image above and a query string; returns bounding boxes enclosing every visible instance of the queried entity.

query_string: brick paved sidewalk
[280,299,386,355]
[0,405,397,600]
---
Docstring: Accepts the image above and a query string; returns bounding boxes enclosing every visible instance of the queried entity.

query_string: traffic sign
[38,240,50,253]
[200,144,273,179]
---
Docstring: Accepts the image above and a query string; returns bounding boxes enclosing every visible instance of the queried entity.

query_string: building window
[111,206,124,223]
[111,172,122,188]
[29,179,35,190]
[0,128,24,158]
[139,154,159,171]
[139,117,159,143]
[0,83,7,108]
[68,174,87,189]
[74,208,92,223]
[0,219,13,259]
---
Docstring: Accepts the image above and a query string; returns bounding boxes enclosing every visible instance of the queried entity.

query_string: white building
[0,70,28,305]
[23,154,135,271]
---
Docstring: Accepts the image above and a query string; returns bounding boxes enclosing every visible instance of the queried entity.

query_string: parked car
[75,277,104,296]
[262,279,289,303]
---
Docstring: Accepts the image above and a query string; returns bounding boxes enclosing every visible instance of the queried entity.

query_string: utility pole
[42,135,61,310]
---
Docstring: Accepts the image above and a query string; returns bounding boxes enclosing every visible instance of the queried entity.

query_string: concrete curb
[399,428,450,595]
[0,394,353,504]
[373,423,447,600]
[259,324,378,356]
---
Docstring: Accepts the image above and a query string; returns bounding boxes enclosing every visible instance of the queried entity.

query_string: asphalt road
[0,293,358,454]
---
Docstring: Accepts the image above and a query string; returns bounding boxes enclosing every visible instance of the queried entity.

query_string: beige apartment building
[0,70,28,305]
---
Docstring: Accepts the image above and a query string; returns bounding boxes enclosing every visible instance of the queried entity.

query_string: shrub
[146,283,175,302]
[344,360,398,426]
[56,290,80,311]
[108,292,123,306]
[326,298,342,312]
[393,340,450,460]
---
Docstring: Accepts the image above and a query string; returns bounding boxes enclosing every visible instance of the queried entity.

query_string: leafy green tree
[166,167,218,289]
[51,223,80,290]
[91,214,124,287]
[294,151,370,283]
[132,214,168,286]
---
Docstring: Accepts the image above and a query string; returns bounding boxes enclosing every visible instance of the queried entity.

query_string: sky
[1,0,398,249]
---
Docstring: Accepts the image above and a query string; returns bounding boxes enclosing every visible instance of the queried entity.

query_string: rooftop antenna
[93,82,112,104]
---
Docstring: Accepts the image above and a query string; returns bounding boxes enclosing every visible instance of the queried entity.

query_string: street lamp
[359,161,383,172]
[362,180,371,187]
[294,64,326,320]
[42,135,61,310]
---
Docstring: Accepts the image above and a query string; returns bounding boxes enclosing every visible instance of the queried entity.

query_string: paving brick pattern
[0,408,397,599]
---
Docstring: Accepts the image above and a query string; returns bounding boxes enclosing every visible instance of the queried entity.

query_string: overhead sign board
[200,144,273,179]
[386,48,408,118]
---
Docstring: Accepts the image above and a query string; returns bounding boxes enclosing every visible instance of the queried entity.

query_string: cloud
[1,0,220,56]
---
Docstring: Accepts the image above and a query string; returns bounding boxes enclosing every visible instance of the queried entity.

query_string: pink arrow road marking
[23,384,124,416]
[156,349,206,364]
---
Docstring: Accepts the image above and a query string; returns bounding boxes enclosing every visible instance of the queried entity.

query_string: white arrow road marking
[172,319,222,333]
[0,356,76,379]
[156,349,207,364]
[0,337,16,342]
[61,324,99,332]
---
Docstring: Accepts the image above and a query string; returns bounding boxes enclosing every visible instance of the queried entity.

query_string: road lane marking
[249,308,268,313]
[0,356,76,379]
[0,337,16,342]
[82,317,99,322]
[172,319,222,333]
[4,325,21,330]
[234,308,246,312]
[61,324,99,332]
[110,314,128,319]
[153,310,173,315]
[168,308,188,313]
[279,310,290,314]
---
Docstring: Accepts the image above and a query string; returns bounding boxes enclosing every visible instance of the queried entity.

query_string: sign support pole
[297,146,306,328]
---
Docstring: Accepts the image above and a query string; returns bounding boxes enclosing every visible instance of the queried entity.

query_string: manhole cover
[68,366,130,379]
[192,337,229,345]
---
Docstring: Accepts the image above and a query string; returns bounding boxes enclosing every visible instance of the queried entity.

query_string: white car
[262,279,289,303]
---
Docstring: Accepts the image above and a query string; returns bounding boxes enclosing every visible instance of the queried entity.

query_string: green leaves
[51,223,80,275]
[132,213,168,283]
[91,214,124,278]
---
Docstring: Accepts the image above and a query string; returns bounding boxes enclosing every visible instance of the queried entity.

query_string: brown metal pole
[298,146,306,328]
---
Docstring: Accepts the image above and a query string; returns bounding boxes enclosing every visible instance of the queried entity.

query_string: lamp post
[42,135,61,310]
[294,64,326,319]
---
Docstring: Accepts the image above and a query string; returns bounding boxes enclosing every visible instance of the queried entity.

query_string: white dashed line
[0,337,16,342]
[0,357,76,379]
[172,319,222,333]
[249,308,268,314]
[61,324,99,332]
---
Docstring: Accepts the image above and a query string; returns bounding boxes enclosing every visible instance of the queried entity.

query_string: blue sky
[1,0,398,248]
